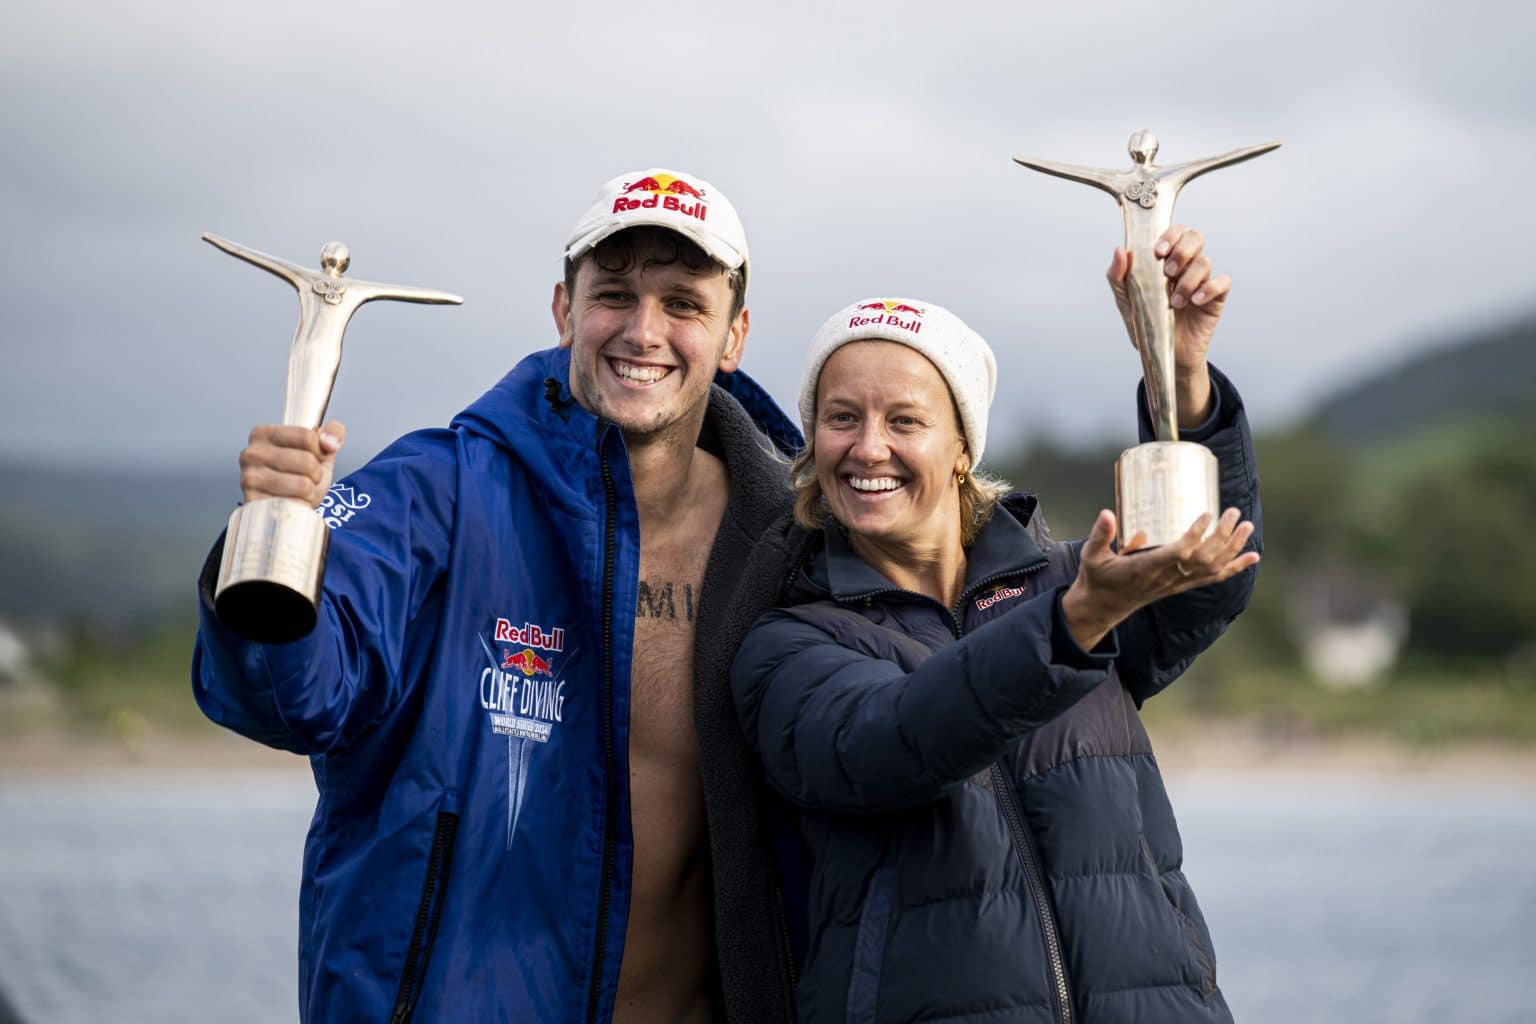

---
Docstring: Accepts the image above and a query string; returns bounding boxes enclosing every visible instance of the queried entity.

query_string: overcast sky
[3,0,1532,472]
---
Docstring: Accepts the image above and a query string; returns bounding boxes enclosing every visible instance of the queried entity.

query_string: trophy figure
[204,233,462,643]
[1014,130,1279,547]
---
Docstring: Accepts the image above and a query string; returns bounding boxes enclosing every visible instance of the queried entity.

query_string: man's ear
[717,306,749,374]
[552,282,573,348]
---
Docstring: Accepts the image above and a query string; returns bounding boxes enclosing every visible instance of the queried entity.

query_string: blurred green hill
[1311,315,1535,445]
[995,314,1536,540]
[2,315,1533,740]
[995,314,1536,742]
[0,464,234,634]
[1001,313,1529,681]
[1,316,1531,633]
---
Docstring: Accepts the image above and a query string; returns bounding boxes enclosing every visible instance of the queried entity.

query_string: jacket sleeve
[731,589,1115,815]
[190,429,458,755]
[1116,364,1263,705]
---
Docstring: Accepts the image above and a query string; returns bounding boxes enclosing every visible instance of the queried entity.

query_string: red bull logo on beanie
[612,173,709,223]
[849,300,925,335]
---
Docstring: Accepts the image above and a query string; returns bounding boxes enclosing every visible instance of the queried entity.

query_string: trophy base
[1114,441,1220,550]
[214,498,329,644]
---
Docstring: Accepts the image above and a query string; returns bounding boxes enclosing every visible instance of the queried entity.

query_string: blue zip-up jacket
[732,367,1261,1023]
[192,347,804,1023]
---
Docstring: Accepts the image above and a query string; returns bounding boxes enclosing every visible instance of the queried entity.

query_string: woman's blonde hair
[790,441,1012,548]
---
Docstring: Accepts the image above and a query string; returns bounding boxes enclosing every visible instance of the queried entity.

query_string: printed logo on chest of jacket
[975,582,1028,612]
[475,617,572,850]
[476,618,568,743]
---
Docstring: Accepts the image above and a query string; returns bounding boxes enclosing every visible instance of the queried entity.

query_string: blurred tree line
[2,316,1533,740]
[993,392,1536,679]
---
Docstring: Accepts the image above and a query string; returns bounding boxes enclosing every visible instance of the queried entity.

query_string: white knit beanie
[798,298,999,466]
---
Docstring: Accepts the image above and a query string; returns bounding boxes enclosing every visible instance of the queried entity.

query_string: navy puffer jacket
[732,369,1259,1023]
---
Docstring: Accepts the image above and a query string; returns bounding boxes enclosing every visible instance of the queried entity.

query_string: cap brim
[565,216,746,276]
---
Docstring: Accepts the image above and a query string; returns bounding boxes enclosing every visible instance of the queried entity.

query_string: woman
[732,228,1261,1023]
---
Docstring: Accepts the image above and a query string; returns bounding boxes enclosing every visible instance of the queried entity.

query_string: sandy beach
[4,718,1535,783]
[1146,718,1536,783]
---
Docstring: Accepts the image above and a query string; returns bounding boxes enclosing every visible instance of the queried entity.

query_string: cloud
[2,0,1532,468]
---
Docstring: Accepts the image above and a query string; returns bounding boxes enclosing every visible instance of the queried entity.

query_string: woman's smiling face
[813,341,969,552]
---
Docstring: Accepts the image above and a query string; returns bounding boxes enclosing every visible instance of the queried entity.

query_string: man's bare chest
[629,528,717,759]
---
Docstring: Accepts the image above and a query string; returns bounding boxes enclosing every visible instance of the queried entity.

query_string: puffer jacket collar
[812,494,1052,603]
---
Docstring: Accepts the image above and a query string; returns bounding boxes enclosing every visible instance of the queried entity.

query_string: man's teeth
[613,361,668,383]
[849,477,902,492]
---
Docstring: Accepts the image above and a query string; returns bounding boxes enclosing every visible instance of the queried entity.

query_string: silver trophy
[1015,131,1279,547]
[204,234,462,642]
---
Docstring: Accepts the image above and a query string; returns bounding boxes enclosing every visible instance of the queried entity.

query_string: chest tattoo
[636,580,697,623]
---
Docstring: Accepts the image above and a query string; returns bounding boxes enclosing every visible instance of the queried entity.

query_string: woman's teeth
[848,477,902,492]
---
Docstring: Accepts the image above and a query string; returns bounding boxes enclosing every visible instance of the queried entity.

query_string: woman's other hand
[1059,507,1259,651]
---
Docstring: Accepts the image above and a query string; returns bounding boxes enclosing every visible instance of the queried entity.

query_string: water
[0,774,313,1023]
[1177,779,1536,1023]
[0,773,1532,1022]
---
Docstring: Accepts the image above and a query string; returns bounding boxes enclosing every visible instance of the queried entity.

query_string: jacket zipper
[944,564,1070,1024]
[772,876,800,991]
[389,811,461,1024]
[585,430,621,1024]
[990,763,1072,1024]
[825,558,1068,1019]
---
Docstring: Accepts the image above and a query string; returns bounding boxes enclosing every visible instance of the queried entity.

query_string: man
[192,169,803,1022]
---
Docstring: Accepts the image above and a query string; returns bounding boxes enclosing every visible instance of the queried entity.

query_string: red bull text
[480,664,565,740]
[494,619,564,652]
[612,192,708,222]
[975,584,1027,612]
[848,312,922,334]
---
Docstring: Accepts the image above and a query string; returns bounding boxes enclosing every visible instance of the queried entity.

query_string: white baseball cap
[565,168,749,284]
[799,298,999,467]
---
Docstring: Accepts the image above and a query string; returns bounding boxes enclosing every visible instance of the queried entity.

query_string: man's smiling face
[554,229,747,445]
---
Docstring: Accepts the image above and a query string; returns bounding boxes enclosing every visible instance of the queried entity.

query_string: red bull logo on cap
[612,173,709,223]
[849,300,925,335]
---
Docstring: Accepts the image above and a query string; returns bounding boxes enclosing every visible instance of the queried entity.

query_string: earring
[956,470,968,486]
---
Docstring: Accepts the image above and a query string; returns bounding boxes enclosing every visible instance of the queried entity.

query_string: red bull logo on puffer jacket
[975,583,1028,612]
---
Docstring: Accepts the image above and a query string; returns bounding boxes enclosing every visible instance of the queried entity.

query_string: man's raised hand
[238,421,346,506]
